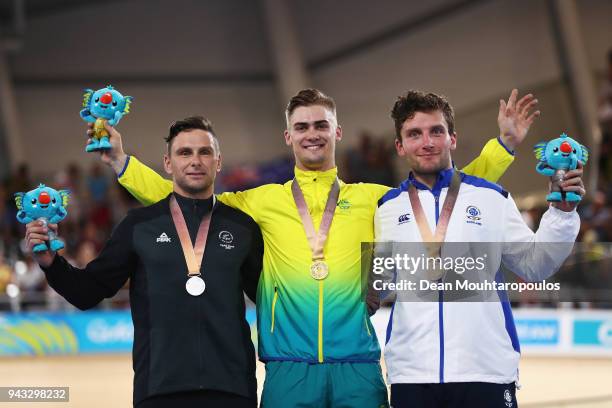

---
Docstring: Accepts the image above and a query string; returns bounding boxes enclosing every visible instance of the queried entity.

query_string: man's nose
[306,126,321,138]
[422,133,434,147]
[189,155,204,166]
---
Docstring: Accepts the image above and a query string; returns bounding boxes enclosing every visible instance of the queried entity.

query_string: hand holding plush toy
[80,85,133,152]
[15,184,69,252]
[533,133,589,202]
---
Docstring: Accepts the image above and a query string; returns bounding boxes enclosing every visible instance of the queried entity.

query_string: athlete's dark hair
[165,116,220,155]
[391,91,455,142]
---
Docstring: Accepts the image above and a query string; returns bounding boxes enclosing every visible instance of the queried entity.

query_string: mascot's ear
[580,145,589,165]
[533,142,547,161]
[14,192,24,210]
[82,88,94,108]
[59,190,70,207]
[123,96,133,114]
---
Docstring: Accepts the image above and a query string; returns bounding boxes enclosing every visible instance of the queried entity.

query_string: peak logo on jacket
[156,232,171,243]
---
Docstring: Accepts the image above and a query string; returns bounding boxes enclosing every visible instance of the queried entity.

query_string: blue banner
[5,310,612,356]
[573,319,612,347]
[0,309,258,356]
[515,318,560,345]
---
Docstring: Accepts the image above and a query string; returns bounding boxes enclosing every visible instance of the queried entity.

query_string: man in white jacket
[374,90,585,407]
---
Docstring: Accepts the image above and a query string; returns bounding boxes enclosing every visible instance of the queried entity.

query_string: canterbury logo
[398,213,411,224]
[156,232,171,243]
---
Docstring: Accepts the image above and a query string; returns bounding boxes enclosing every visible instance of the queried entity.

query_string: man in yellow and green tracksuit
[99,88,528,407]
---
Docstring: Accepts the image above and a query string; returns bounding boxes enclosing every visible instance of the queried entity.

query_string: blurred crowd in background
[1,50,611,313]
[0,162,139,311]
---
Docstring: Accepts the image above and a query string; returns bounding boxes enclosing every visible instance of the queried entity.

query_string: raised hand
[498,89,541,151]
[85,121,128,175]
[552,161,586,212]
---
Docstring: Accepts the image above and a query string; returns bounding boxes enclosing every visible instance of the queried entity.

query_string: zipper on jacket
[434,192,445,384]
[318,280,324,363]
[197,286,204,384]
[438,284,445,383]
[270,287,278,333]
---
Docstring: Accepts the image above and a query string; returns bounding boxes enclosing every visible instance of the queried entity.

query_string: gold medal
[310,261,329,280]
[291,179,339,281]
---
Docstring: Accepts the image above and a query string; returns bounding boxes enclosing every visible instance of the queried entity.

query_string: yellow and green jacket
[118,137,514,364]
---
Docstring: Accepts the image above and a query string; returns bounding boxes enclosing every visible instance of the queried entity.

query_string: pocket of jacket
[364,314,372,336]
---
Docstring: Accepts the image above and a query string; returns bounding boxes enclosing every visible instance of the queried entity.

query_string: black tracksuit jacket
[42,193,263,405]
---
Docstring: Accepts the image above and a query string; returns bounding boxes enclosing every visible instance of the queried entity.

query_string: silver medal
[186,276,206,296]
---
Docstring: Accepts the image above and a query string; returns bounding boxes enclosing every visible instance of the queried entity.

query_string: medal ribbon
[408,170,461,277]
[169,194,216,277]
[291,178,340,263]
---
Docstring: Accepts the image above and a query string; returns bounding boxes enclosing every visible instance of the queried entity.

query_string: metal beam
[548,0,601,193]
[12,71,275,87]
[0,25,24,174]
[261,0,310,109]
[308,0,490,72]
[0,0,126,25]
[13,0,25,35]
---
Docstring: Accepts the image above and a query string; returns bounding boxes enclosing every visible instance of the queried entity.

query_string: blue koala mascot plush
[80,85,133,152]
[534,133,589,202]
[14,184,70,253]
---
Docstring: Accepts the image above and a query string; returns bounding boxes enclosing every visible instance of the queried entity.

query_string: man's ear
[395,138,405,157]
[450,132,457,151]
[163,154,172,175]
[335,124,343,142]
[284,129,291,146]
[216,153,222,173]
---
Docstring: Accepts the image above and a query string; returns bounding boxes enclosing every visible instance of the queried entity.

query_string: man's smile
[303,142,326,151]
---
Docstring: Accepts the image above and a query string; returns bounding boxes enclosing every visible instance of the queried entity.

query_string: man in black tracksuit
[25,117,263,407]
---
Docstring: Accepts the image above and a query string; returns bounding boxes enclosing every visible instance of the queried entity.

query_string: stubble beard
[411,153,452,177]
[176,176,212,196]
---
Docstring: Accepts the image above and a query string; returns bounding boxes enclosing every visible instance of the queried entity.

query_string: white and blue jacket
[375,168,580,385]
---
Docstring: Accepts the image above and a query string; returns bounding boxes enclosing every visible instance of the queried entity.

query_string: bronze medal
[409,170,461,281]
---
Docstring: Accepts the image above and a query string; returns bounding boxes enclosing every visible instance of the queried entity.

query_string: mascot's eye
[52,198,57,204]
[94,97,99,103]
[112,101,117,107]
[573,149,577,153]
[553,147,559,152]
[31,198,37,204]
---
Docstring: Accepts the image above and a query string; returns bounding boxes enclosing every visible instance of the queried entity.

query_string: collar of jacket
[172,192,214,217]
[400,166,459,197]
[293,166,339,187]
